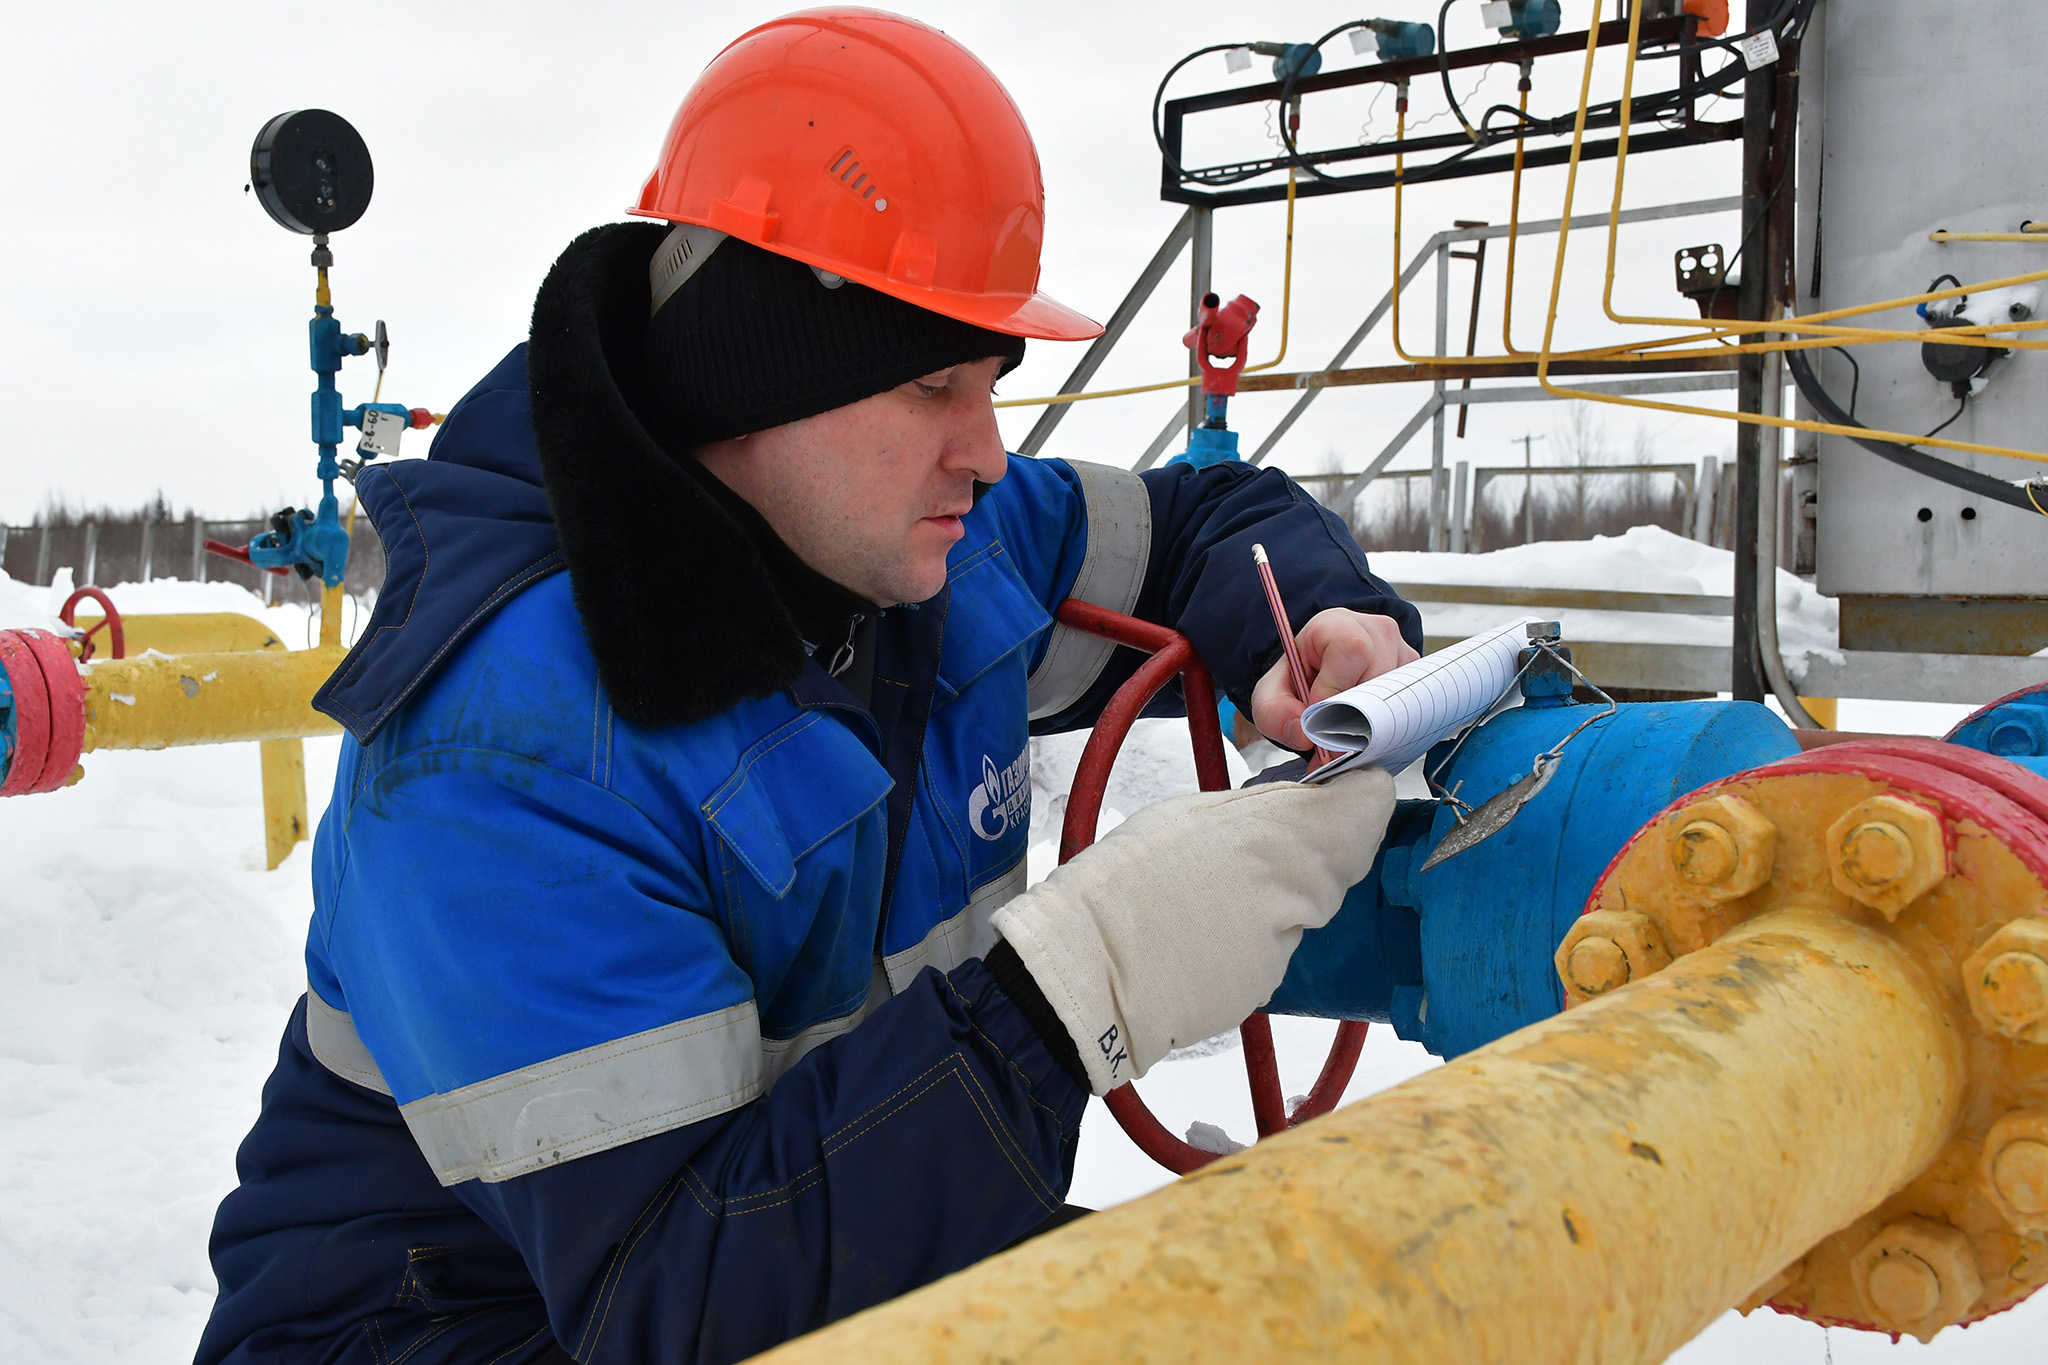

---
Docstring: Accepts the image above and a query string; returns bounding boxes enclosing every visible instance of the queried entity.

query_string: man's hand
[1250,608,1420,750]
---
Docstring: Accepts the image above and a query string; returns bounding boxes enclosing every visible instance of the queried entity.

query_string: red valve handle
[1052,599,1367,1173]
[1180,293,1260,398]
[57,587,124,663]
[203,538,291,578]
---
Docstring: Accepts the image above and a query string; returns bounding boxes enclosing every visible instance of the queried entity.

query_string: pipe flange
[0,629,86,796]
[1572,740,2048,1339]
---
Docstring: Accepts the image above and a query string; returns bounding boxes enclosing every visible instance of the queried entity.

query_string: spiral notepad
[1298,618,1535,779]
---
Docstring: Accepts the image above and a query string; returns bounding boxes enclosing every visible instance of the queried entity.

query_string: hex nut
[1555,910,1672,1001]
[1663,794,1778,902]
[1824,794,1948,920]
[1849,1217,1983,1343]
[1981,1111,2048,1235]
[1962,918,2048,1044]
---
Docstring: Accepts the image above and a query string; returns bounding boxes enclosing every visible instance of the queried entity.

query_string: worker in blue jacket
[197,12,1422,1364]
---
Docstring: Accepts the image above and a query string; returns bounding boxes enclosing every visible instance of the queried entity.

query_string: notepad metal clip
[1418,622,1616,872]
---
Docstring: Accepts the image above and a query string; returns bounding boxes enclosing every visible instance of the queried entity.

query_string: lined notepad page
[1300,618,1535,778]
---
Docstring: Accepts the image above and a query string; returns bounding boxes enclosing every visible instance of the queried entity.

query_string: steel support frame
[1157,16,1734,210]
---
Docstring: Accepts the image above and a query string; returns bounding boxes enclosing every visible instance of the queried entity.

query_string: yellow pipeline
[759,905,1964,1364]
[82,645,343,751]
[72,591,347,867]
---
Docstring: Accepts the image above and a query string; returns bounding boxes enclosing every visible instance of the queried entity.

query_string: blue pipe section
[1267,688,1800,1058]
[1946,684,2048,761]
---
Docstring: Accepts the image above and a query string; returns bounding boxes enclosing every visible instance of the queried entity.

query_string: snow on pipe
[755,741,2048,1363]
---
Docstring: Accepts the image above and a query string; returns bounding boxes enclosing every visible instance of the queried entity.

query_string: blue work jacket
[199,227,1420,1365]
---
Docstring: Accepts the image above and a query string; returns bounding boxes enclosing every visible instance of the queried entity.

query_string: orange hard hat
[633,8,1101,342]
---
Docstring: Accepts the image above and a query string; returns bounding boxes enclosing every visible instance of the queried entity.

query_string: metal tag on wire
[1418,623,1615,872]
[1419,754,1556,872]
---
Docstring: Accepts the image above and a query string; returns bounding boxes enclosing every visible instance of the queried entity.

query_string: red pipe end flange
[0,628,88,796]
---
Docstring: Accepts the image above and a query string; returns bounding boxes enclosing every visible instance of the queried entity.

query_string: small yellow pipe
[73,613,287,658]
[320,581,344,650]
[1929,231,2048,243]
[759,905,1964,1365]
[82,646,344,751]
[1242,168,1297,375]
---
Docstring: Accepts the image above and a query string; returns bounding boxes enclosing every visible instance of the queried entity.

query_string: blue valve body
[1373,21,1436,62]
[1265,688,1800,1059]
[1499,0,1563,39]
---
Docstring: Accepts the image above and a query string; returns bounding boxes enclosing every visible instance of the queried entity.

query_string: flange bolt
[1992,1141,2048,1215]
[1671,821,1737,886]
[1554,910,1672,1003]
[1824,795,1948,920]
[1962,920,2048,1044]
[1981,1112,2048,1234]
[1662,794,1776,902]
[1565,937,1630,996]
[1848,1218,1982,1343]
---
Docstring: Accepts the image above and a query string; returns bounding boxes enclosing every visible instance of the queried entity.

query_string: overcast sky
[1,1,1745,524]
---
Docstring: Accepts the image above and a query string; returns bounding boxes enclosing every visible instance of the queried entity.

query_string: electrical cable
[1438,0,1481,143]
[1784,348,2044,516]
[1827,346,1860,419]
[1922,397,1967,441]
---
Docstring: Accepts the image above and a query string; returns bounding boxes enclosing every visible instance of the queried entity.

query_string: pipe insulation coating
[757,906,1965,1365]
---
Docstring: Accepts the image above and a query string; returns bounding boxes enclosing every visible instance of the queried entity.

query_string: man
[198,11,1421,1364]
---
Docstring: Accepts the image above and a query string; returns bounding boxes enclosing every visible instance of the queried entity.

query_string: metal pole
[1018,211,1197,458]
[1428,244,1451,552]
[1331,395,1444,519]
[34,525,51,587]
[81,521,98,587]
[140,515,155,582]
[1450,460,1470,553]
[193,518,207,584]
[1695,454,1720,541]
[1186,208,1214,438]
[1452,221,1489,438]
[1731,0,1776,703]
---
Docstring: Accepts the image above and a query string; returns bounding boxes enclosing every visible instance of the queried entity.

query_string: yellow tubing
[1535,4,2048,471]
[72,612,287,658]
[992,167,1299,411]
[1241,167,1296,375]
[82,646,344,751]
[757,904,1964,1365]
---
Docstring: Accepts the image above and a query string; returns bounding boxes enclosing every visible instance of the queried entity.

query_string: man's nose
[946,393,1010,485]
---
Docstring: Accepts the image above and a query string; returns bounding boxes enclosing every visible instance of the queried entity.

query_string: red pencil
[1252,543,1338,771]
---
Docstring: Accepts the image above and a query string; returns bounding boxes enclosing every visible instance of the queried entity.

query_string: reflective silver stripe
[304,988,393,1096]
[399,1001,764,1186]
[760,959,892,1089]
[1027,460,1153,721]
[883,860,1029,993]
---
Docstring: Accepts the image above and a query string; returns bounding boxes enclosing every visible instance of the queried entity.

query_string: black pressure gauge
[250,110,373,235]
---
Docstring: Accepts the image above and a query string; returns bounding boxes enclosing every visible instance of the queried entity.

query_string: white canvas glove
[991,766,1396,1095]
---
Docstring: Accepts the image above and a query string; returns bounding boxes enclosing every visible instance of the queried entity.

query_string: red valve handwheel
[58,587,124,662]
[1052,600,1368,1174]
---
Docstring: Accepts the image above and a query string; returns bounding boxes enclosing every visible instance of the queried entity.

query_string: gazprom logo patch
[966,747,1030,843]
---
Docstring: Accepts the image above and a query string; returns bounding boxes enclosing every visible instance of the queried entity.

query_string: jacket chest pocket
[701,713,893,1016]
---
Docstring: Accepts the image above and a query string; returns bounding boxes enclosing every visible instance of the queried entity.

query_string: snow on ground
[1374,524,1841,658]
[0,563,2039,1362]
